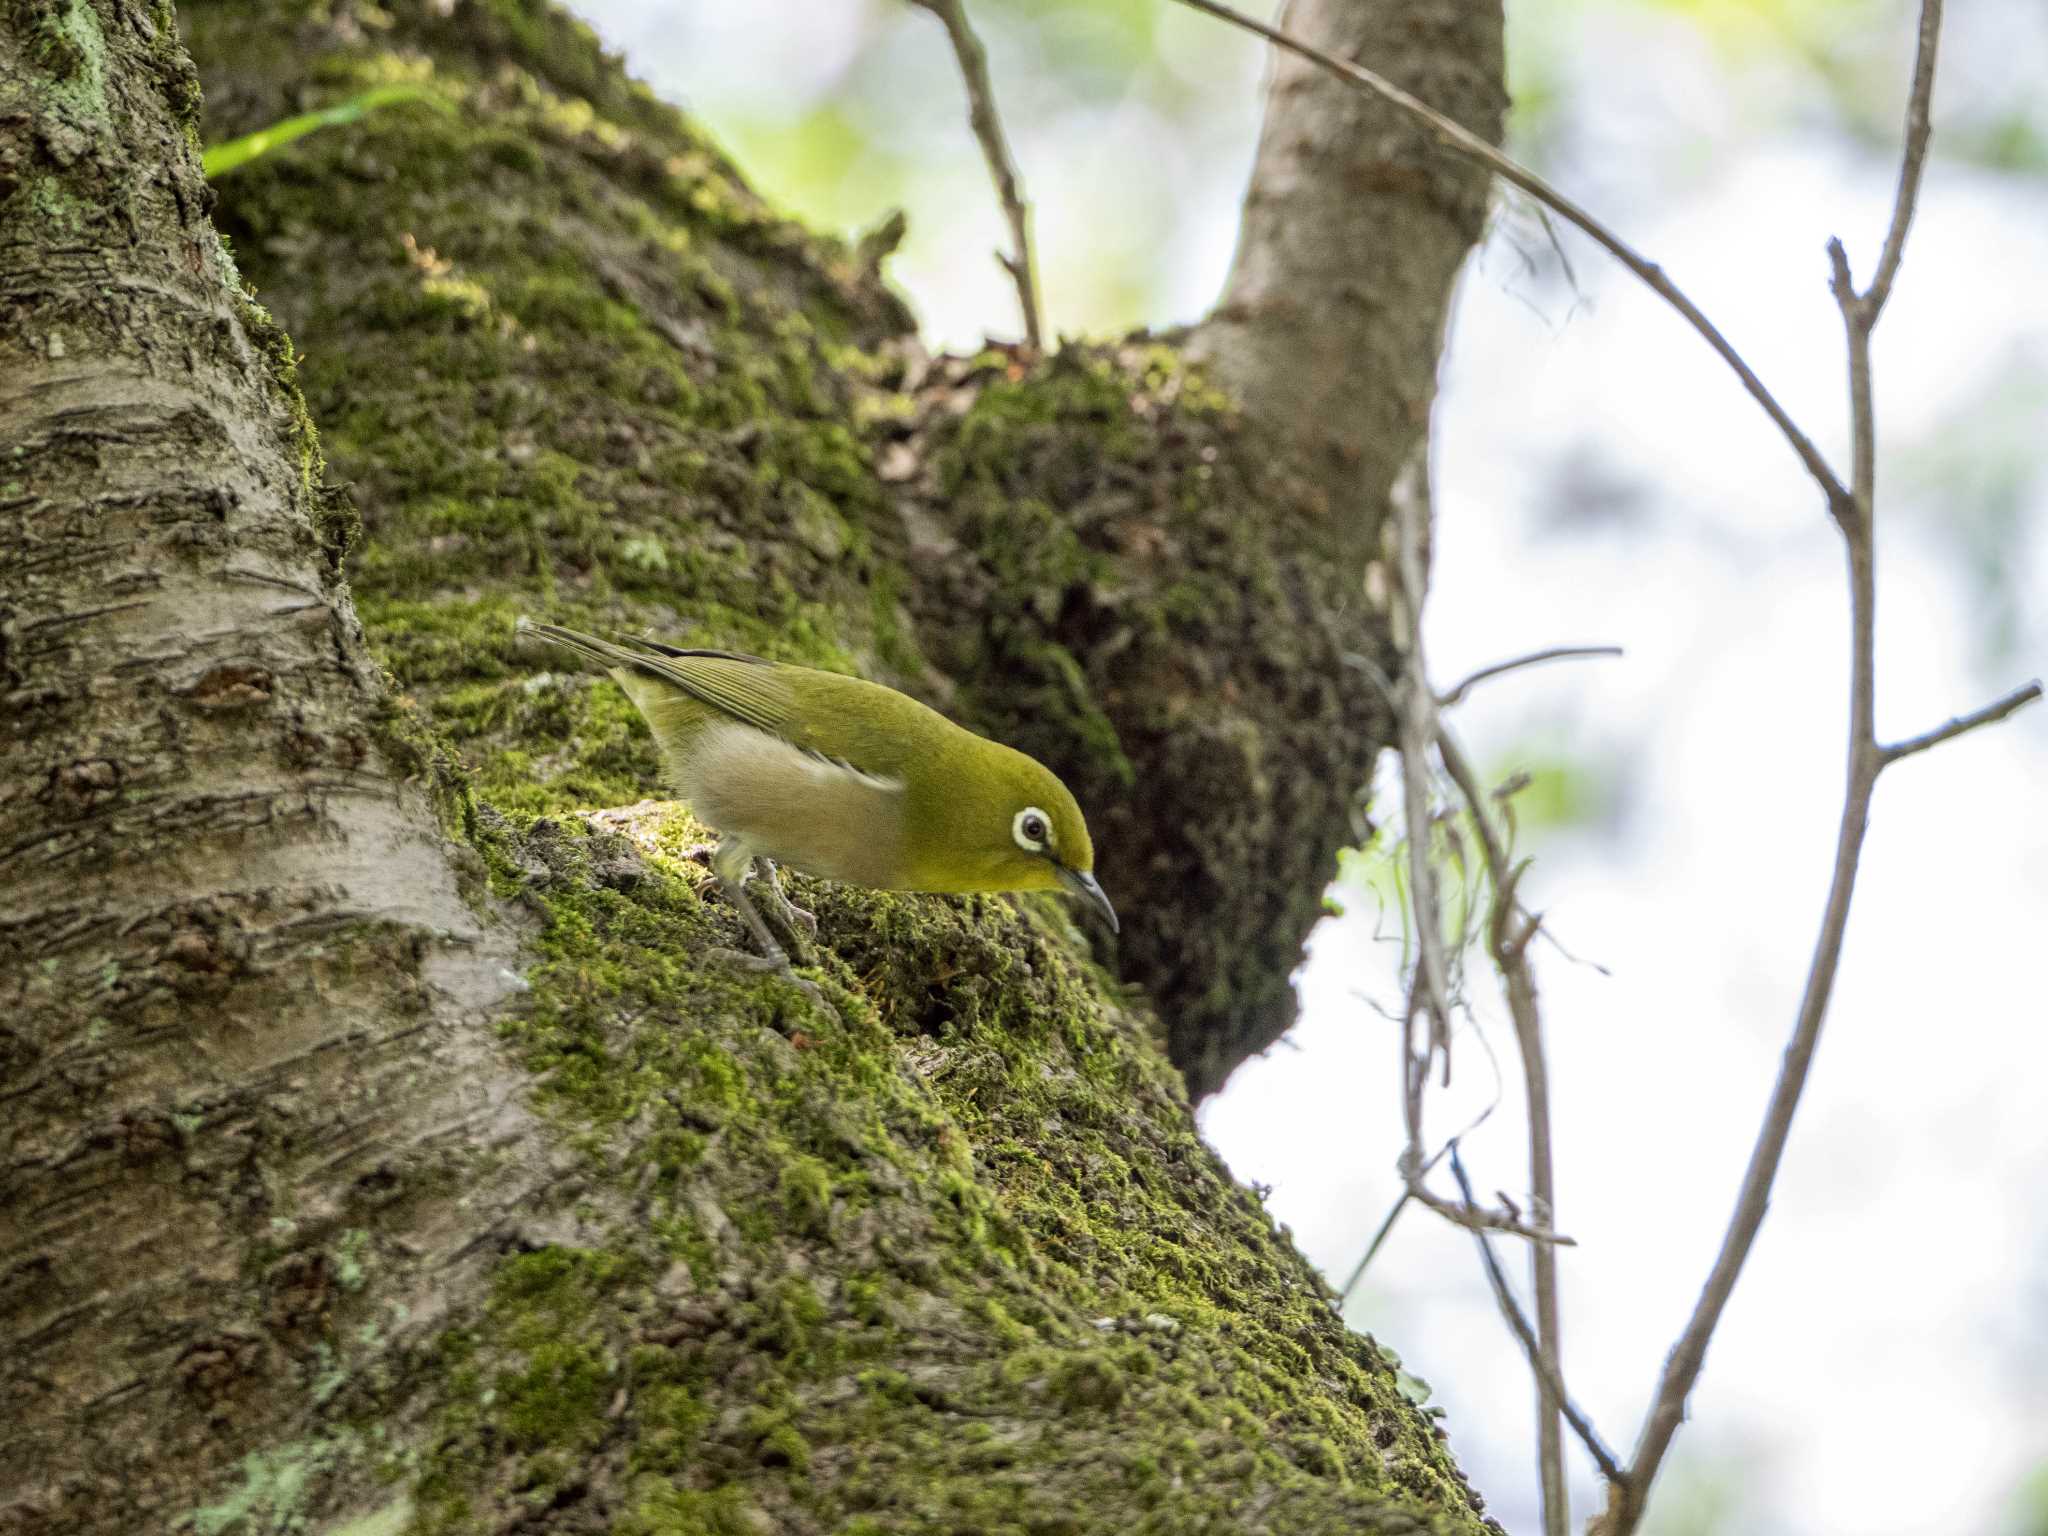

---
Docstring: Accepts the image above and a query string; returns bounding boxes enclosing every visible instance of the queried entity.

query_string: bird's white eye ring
[1014,807,1051,852]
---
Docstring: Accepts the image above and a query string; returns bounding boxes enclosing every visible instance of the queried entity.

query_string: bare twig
[1881,681,2043,765]
[1408,1180,1577,1248]
[1436,721,1568,1535]
[1343,1190,1414,1304]
[1449,1144,1626,1486]
[1391,470,1457,1097]
[1829,239,1876,527]
[1598,5,1964,1529]
[1340,1026,1506,1304]
[1438,645,1624,709]
[1164,0,1851,516]
[1864,0,1944,317]
[909,0,1044,348]
[1384,456,1574,1534]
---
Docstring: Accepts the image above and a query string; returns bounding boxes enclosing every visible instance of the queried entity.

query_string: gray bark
[1,5,536,1527]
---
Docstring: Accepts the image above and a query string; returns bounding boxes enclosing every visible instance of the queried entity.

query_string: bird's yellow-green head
[900,734,1114,930]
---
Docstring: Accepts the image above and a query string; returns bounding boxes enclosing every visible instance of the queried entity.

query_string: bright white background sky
[575,3,2047,1530]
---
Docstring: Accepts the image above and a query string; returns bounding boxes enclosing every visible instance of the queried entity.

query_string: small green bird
[523,622,1117,976]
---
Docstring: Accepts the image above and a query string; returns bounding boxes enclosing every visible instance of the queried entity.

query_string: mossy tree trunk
[2,2,1506,1533]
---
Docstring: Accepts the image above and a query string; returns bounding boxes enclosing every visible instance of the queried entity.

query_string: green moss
[382,784,1484,1530]
[199,57,907,807]
[616,1484,773,1536]
[334,1229,371,1293]
[778,1155,834,1239]
[186,6,1473,1529]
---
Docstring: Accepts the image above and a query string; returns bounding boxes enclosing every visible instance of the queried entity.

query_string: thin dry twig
[1449,1144,1626,1487]
[1408,1179,1577,1248]
[1438,645,1623,709]
[1384,459,1574,1535]
[1339,1022,1507,1303]
[1163,0,1852,516]
[1344,1190,1414,1304]
[1390,472,1458,1099]
[909,0,1044,348]
[1591,5,2043,1531]
[1864,0,1943,317]
[1881,681,2044,765]
[1435,719,1568,1535]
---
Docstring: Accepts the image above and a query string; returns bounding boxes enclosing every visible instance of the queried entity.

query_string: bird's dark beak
[1057,866,1118,934]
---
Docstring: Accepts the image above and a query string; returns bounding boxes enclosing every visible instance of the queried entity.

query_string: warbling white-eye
[524,622,1117,976]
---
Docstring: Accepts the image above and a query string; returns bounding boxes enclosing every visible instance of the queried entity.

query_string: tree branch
[1829,239,1876,528]
[1599,5,1956,1529]
[1864,0,1943,318]
[909,0,1044,348]
[1435,721,1568,1535]
[1437,644,1623,709]
[1196,3,2029,1531]
[1165,0,1852,517]
[1880,681,2044,764]
[1390,466,1458,1099]
[1448,1144,1625,1487]
[1385,451,1576,1533]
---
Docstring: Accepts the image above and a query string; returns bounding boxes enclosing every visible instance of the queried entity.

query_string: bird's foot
[758,860,819,940]
[774,897,818,940]
[708,946,823,1002]
[713,854,813,968]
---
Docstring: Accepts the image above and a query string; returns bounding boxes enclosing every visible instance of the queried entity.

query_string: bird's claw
[708,946,823,1002]
[756,860,818,940]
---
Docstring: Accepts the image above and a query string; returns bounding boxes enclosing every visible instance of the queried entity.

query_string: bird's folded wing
[526,622,792,738]
[618,648,793,740]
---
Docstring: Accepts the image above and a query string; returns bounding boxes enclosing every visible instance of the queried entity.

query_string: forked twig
[1595,5,2042,1532]
[1163,0,1851,516]
[909,0,1044,348]
[1385,451,1575,1534]
[1449,1144,1625,1486]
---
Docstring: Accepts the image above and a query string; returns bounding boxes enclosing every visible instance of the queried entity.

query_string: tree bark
[2,2,1509,1532]
[1192,0,1505,515]
[1,4,539,1530]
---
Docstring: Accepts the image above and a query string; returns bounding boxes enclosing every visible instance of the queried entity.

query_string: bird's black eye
[1014,807,1051,851]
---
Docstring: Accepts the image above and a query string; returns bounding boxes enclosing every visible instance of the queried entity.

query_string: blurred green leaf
[1491,750,1611,836]
[203,85,446,179]
[2009,1462,2048,1536]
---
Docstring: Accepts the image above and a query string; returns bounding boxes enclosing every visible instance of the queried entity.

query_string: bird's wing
[524,622,792,737]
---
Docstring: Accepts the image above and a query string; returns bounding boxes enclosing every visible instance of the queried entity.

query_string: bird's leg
[755,858,818,940]
[707,835,819,997]
[709,835,786,960]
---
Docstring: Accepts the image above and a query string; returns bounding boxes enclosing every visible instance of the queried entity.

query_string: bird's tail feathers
[521,618,768,673]
[518,619,635,672]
